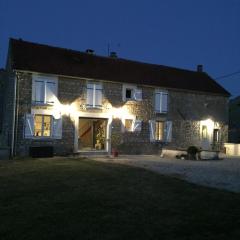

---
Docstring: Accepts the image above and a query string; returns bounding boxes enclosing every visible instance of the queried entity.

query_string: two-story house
[1,38,230,157]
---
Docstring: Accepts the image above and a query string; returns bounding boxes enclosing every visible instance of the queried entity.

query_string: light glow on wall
[200,118,216,141]
[52,99,78,119]
[111,105,135,122]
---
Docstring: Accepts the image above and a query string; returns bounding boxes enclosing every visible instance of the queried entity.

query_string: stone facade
[3,71,229,156]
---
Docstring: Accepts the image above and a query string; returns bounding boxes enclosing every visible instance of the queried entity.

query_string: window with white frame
[86,83,102,108]
[155,90,168,113]
[122,84,142,101]
[24,114,62,139]
[149,120,172,142]
[34,115,52,137]
[124,119,133,132]
[123,119,142,133]
[155,121,164,141]
[32,75,58,105]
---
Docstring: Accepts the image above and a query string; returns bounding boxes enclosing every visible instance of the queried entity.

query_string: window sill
[86,106,103,110]
[155,111,167,114]
[32,102,54,107]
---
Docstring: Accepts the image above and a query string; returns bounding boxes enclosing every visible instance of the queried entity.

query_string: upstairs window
[155,90,168,113]
[86,83,102,108]
[122,84,142,101]
[32,75,58,105]
[126,89,133,100]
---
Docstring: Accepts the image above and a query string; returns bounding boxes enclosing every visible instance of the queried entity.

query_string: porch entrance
[78,118,107,151]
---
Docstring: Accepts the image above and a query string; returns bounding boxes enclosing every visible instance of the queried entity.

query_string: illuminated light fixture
[201,118,214,130]
[111,106,132,119]
[200,118,216,139]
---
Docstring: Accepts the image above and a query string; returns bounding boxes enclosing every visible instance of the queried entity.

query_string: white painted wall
[224,143,240,156]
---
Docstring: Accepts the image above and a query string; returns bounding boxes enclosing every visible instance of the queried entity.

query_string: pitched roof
[9,38,230,96]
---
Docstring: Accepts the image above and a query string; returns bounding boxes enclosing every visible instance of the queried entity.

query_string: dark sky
[1,0,239,97]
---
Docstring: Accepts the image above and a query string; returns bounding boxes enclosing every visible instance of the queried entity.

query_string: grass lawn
[0,158,240,240]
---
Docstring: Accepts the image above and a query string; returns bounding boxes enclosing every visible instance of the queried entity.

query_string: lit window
[125,119,133,132]
[155,121,164,140]
[32,75,58,105]
[34,115,52,137]
[202,125,207,139]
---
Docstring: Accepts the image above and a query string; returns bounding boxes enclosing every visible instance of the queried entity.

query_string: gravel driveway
[92,155,240,193]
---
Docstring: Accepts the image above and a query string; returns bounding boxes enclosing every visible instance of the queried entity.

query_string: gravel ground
[92,155,240,193]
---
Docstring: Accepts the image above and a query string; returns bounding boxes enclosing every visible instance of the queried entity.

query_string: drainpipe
[11,72,17,158]
[14,73,20,156]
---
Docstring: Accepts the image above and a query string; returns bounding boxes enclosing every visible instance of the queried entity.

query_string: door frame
[73,112,112,154]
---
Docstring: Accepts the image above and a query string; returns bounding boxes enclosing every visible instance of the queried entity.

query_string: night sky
[1,0,239,97]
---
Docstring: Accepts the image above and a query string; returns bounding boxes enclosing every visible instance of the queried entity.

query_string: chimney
[110,51,117,58]
[86,49,95,55]
[197,64,203,72]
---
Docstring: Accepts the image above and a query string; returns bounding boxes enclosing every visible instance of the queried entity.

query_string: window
[155,91,168,113]
[149,120,172,142]
[24,114,62,139]
[126,88,133,100]
[86,83,102,108]
[122,84,142,101]
[125,119,133,131]
[32,75,58,105]
[155,121,164,141]
[34,115,52,137]
[213,129,219,143]
[202,125,207,139]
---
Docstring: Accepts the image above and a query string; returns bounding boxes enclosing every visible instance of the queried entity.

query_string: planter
[112,149,118,157]
[0,147,10,160]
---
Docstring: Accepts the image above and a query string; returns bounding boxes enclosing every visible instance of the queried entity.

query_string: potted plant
[111,132,122,157]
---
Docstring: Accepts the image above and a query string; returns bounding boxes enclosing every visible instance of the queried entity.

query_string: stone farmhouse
[0,38,230,157]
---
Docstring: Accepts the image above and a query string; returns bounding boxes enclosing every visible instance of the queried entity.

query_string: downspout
[14,72,20,156]
[11,72,17,158]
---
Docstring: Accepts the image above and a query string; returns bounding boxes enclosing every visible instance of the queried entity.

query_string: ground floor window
[202,125,208,139]
[213,129,220,143]
[25,113,62,139]
[155,121,164,140]
[124,119,133,132]
[149,120,172,142]
[34,115,52,137]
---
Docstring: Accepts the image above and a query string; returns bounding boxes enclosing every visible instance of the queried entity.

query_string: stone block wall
[12,72,229,156]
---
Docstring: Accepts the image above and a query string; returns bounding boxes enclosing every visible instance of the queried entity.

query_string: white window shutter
[46,82,56,104]
[87,84,93,107]
[134,89,142,101]
[161,93,168,113]
[35,81,44,103]
[164,121,172,142]
[95,85,102,107]
[24,114,34,138]
[133,120,142,132]
[53,117,62,139]
[149,120,156,142]
[155,93,160,112]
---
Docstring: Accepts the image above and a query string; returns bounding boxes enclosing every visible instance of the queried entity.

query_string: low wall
[162,149,186,158]
[0,147,10,160]
[224,143,240,156]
